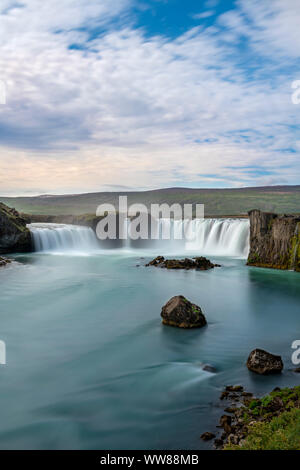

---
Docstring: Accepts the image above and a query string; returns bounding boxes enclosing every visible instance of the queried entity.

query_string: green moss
[226,408,300,450]
[247,253,261,265]
[288,222,300,270]
[249,399,261,410]
[267,219,275,231]
[225,386,300,450]
[260,395,273,408]
[270,386,300,404]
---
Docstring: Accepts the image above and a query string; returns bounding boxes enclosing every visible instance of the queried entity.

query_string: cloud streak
[0,0,299,194]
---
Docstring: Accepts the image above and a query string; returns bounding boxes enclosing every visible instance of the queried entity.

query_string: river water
[0,220,299,449]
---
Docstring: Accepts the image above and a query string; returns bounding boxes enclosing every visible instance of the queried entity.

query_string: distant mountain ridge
[1,185,299,216]
[30,185,300,197]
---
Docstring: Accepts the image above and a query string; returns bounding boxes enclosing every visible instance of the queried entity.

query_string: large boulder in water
[247,349,283,375]
[161,296,207,329]
[0,203,32,254]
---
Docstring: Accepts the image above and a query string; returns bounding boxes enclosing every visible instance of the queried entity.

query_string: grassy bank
[225,386,300,450]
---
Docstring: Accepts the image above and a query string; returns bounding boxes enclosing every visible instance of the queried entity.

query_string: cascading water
[28,219,250,258]
[29,223,99,254]
[148,218,249,257]
[184,219,250,257]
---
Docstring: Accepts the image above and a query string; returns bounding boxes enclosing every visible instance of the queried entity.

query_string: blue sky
[0,0,299,195]
[134,0,236,37]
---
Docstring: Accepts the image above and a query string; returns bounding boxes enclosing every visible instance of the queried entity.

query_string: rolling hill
[1,185,299,217]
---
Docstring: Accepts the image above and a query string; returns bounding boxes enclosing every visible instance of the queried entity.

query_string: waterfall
[29,223,99,254]
[28,219,250,258]
[182,219,250,257]
[147,218,249,257]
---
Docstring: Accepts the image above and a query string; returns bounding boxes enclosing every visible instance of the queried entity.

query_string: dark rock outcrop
[0,203,32,254]
[225,385,244,393]
[247,349,283,375]
[161,295,207,329]
[201,432,216,441]
[202,364,217,373]
[220,415,232,435]
[0,256,11,267]
[147,256,165,267]
[247,209,300,271]
[146,256,220,270]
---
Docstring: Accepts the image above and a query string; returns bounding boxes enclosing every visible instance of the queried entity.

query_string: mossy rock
[161,295,207,329]
[0,203,32,254]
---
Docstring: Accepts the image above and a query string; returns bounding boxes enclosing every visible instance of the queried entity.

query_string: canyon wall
[247,210,300,271]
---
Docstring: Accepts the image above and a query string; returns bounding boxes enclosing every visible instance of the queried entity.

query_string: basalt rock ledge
[247,209,300,271]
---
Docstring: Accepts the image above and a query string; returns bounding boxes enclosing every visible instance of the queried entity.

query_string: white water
[29,223,99,254]
[29,219,250,258]
[183,219,250,257]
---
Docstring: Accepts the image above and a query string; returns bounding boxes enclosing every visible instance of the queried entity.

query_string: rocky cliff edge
[247,209,300,271]
[0,203,32,254]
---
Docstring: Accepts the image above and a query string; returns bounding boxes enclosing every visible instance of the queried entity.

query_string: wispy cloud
[0,0,299,195]
[192,11,215,20]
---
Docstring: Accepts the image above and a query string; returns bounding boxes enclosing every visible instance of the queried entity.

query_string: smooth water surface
[0,244,299,449]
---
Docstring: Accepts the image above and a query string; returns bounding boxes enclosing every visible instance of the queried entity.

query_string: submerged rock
[242,391,253,398]
[0,256,11,267]
[146,256,220,270]
[247,349,284,375]
[161,296,207,329]
[220,415,232,435]
[226,385,244,392]
[202,364,217,373]
[201,432,216,441]
[220,391,229,400]
[0,203,32,254]
[214,438,224,448]
[146,256,165,266]
[225,407,238,414]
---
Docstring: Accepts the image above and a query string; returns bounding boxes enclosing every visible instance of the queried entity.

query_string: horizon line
[0,184,300,199]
